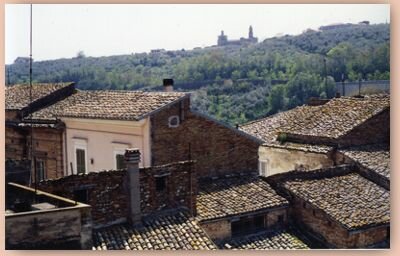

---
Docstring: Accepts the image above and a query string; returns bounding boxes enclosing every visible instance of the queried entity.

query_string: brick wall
[289,196,388,248]
[6,125,64,180]
[37,161,196,226]
[5,126,27,160]
[150,98,261,178]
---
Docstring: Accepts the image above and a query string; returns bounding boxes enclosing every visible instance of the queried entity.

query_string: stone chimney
[124,148,141,226]
[163,78,174,92]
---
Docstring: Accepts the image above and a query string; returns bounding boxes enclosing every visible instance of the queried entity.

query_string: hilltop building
[217,26,258,46]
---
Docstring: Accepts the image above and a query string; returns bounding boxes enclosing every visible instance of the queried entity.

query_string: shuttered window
[76,148,86,174]
[116,154,126,170]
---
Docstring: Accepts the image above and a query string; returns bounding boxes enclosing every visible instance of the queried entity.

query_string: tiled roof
[92,210,217,250]
[280,95,389,139]
[339,144,390,180]
[240,94,389,144]
[32,90,188,121]
[221,230,309,250]
[196,173,288,222]
[284,173,390,230]
[5,83,74,110]
[239,107,333,153]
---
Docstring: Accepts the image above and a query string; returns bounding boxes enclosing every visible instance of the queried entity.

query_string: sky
[5,4,390,64]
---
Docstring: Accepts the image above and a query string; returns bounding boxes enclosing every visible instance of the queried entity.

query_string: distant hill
[6,23,390,125]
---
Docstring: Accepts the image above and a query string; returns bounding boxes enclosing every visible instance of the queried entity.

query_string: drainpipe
[124,148,142,226]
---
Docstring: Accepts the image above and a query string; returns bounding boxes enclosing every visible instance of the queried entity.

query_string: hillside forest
[6,23,390,125]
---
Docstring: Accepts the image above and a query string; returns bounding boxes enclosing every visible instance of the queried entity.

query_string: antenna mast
[29,4,37,194]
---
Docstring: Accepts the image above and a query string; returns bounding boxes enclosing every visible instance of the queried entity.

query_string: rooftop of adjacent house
[221,230,309,250]
[31,89,189,121]
[239,107,333,153]
[339,144,390,180]
[92,210,217,250]
[196,173,289,222]
[240,94,389,144]
[5,82,75,110]
[283,172,390,230]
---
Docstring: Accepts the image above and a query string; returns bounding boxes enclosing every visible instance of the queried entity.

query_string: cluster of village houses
[5,79,390,250]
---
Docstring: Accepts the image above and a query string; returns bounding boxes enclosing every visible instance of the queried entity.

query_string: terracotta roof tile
[5,82,74,110]
[222,230,309,250]
[92,210,217,250]
[284,173,390,230]
[196,174,288,222]
[32,90,188,121]
[339,144,390,180]
[280,95,389,139]
[240,95,389,146]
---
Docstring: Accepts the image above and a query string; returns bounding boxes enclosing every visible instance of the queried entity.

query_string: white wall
[62,117,151,175]
[258,146,334,177]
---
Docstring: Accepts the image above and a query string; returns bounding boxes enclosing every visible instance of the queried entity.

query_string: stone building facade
[37,161,196,226]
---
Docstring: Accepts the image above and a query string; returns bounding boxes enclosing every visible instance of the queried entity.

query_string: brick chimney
[163,78,174,92]
[124,148,141,225]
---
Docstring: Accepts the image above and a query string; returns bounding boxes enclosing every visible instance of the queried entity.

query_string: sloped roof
[196,173,288,222]
[240,95,389,150]
[31,90,189,121]
[92,210,216,250]
[222,230,309,250]
[284,172,390,230]
[279,95,389,139]
[5,82,74,110]
[339,144,390,180]
[239,107,333,153]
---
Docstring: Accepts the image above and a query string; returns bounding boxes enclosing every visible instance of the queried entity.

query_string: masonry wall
[5,125,64,180]
[258,146,334,177]
[37,161,196,226]
[200,219,231,241]
[289,196,388,248]
[200,208,288,243]
[151,98,260,178]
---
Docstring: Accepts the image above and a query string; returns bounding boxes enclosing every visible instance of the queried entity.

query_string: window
[155,176,166,192]
[73,189,88,204]
[168,115,180,128]
[73,138,88,175]
[76,148,86,174]
[35,159,46,181]
[313,210,316,217]
[115,154,126,170]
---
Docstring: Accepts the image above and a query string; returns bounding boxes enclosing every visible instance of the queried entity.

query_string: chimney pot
[124,148,141,164]
[163,78,174,92]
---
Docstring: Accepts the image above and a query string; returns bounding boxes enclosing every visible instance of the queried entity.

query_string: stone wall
[37,161,196,226]
[289,196,388,248]
[258,146,334,177]
[200,208,288,243]
[5,183,92,250]
[200,219,231,241]
[151,98,261,178]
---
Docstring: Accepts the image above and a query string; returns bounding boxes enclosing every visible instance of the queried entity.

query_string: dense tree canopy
[6,23,390,125]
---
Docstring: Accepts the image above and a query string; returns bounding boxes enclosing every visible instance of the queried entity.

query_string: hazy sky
[5,4,389,64]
